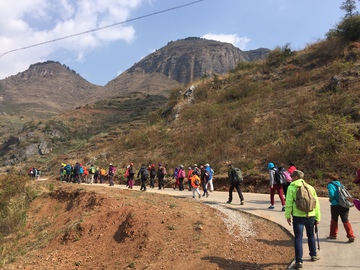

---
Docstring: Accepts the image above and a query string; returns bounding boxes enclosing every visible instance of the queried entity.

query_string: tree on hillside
[340,0,358,17]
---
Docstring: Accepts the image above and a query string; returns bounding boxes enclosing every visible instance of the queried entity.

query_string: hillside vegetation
[66,37,360,193]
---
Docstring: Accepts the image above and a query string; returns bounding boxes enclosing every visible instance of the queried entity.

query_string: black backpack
[274,169,286,185]
[232,168,243,184]
[142,168,149,180]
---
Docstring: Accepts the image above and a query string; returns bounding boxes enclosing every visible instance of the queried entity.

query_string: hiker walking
[285,170,321,269]
[128,163,135,189]
[157,163,166,190]
[137,164,149,191]
[200,164,210,197]
[149,164,156,188]
[73,162,81,184]
[226,163,244,205]
[108,163,116,186]
[177,165,186,191]
[267,162,286,211]
[173,166,180,190]
[205,163,214,192]
[190,171,201,199]
[89,164,96,184]
[187,166,193,191]
[326,173,355,242]
[99,167,106,183]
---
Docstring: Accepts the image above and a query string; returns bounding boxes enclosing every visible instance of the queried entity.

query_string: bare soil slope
[3,181,293,270]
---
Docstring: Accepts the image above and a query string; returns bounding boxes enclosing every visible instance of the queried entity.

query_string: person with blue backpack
[326,172,355,242]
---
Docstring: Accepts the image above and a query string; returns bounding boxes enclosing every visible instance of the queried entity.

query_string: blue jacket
[327,180,341,206]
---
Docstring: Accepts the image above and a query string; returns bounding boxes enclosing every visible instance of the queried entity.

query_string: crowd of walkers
[58,162,215,198]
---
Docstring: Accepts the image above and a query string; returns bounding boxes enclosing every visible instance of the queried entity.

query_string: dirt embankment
[2,181,293,270]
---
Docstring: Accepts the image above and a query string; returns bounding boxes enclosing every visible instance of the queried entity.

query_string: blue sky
[0,0,347,86]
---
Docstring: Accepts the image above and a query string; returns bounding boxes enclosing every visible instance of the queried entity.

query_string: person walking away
[100,167,106,183]
[190,171,201,199]
[79,164,84,183]
[149,164,156,188]
[73,162,81,184]
[128,163,135,189]
[200,164,210,197]
[205,163,214,192]
[137,164,149,191]
[108,163,116,186]
[89,164,96,184]
[94,167,100,183]
[226,163,244,205]
[288,162,297,174]
[267,162,286,211]
[187,166,193,191]
[285,170,321,269]
[173,166,180,190]
[64,164,72,183]
[326,173,355,242]
[279,166,292,197]
[177,165,186,191]
[157,163,166,190]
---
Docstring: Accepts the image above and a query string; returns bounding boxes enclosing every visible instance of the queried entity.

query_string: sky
[0,0,347,86]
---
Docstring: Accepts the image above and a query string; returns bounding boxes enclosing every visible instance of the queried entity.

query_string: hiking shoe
[327,235,337,239]
[240,201,244,205]
[206,193,209,198]
[226,201,232,204]
[268,205,275,209]
[311,256,320,261]
[199,194,201,199]
[192,196,195,198]
[292,262,303,269]
[202,194,206,197]
[349,237,355,243]
[281,206,285,211]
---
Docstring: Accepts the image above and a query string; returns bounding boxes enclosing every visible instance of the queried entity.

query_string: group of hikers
[263,161,360,269]
[27,166,41,179]
[57,160,360,269]
[58,162,215,198]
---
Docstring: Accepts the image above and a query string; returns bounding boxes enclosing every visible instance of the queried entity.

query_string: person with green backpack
[285,170,321,269]
[226,163,244,205]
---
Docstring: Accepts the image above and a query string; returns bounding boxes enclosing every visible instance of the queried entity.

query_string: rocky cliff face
[126,38,269,84]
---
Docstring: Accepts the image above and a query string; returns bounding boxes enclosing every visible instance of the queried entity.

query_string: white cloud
[0,0,142,80]
[201,33,250,50]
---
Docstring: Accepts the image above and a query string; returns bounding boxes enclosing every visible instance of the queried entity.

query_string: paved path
[77,182,360,269]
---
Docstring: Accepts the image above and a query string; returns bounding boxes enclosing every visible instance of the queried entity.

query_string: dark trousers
[179,178,184,191]
[158,176,165,189]
[228,184,244,202]
[140,179,147,190]
[202,180,208,195]
[293,216,316,263]
[150,177,155,188]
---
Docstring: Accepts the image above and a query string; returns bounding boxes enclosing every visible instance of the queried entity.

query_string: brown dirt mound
[3,181,293,269]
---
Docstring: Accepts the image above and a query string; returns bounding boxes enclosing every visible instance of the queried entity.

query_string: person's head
[227,163,233,169]
[325,172,338,182]
[130,162,134,166]
[180,165,184,169]
[267,162,275,170]
[289,162,295,167]
[292,170,304,180]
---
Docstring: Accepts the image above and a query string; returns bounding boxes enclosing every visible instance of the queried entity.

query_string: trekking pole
[315,224,320,250]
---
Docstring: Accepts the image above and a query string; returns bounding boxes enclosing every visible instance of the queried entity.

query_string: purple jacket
[354,199,360,211]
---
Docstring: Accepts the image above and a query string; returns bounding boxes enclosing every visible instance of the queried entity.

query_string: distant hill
[0,39,269,117]
[104,37,270,96]
[0,61,102,118]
